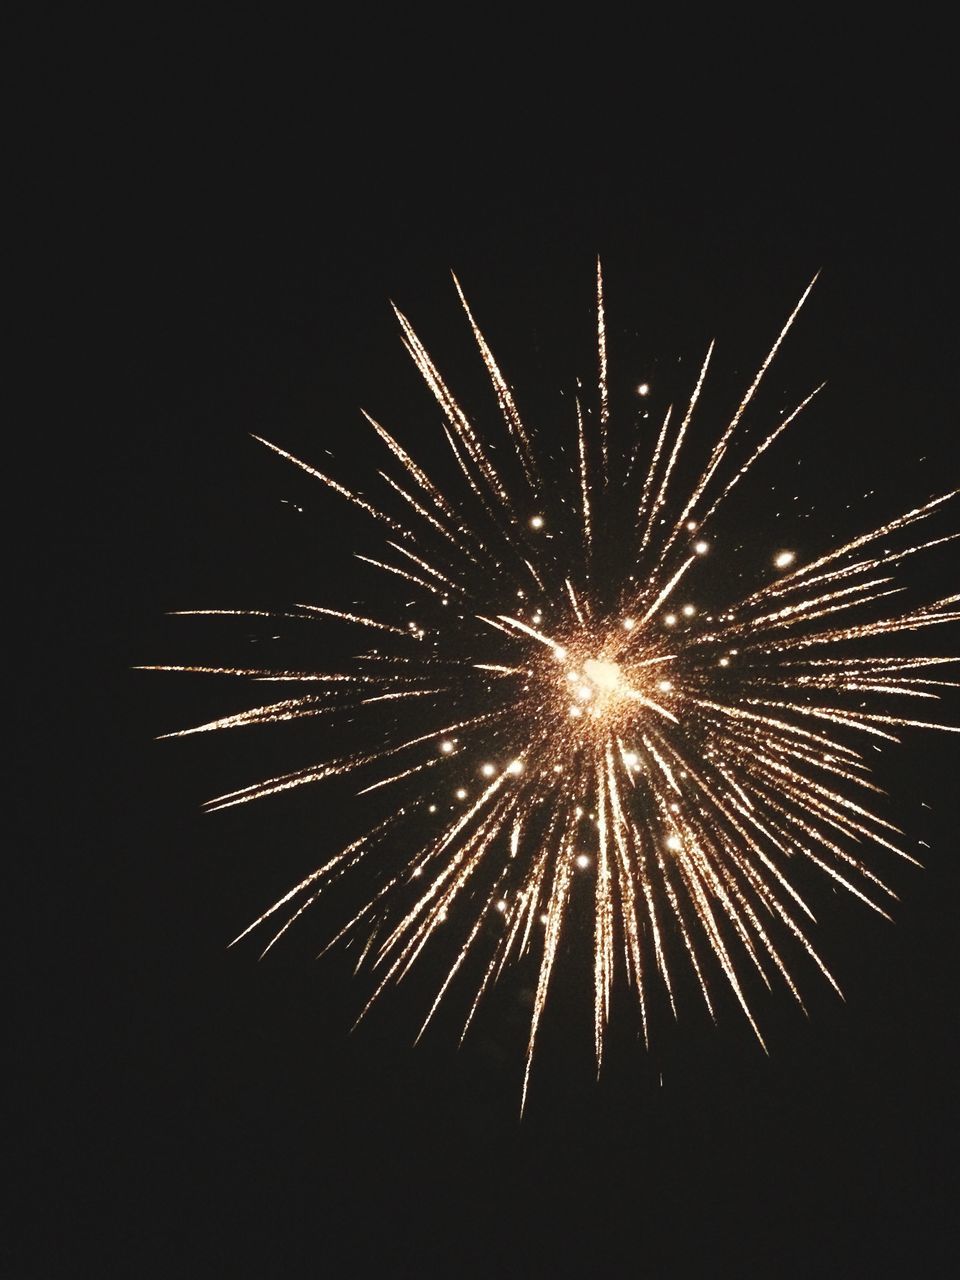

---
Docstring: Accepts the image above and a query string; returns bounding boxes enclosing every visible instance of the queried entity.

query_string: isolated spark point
[144,262,959,1111]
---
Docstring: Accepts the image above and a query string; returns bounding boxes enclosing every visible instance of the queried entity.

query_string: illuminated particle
[539,914,549,925]
[481,763,496,777]
[575,853,591,869]
[412,867,423,877]
[439,740,454,754]
[693,540,709,555]
[685,520,698,531]
[427,804,437,813]
[496,899,508,913]
[529,515,545,530]
[506,759,524,775]
[623,751,639,767]
[455,787,467,800]
[637,382,650,396]
[664,613,677,627]
[622,617,636,630]
[719,656,730,667]
[657,680,674,692]
[666,835,682,851]
[682,604,695,617]
[569,705,582,717]
[774,549,796,569]
[669,803,680,813]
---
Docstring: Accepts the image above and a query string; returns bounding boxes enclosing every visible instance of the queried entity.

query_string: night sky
[17,25,960,1278]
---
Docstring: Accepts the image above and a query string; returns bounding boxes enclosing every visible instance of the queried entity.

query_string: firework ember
[142,265,958,1110]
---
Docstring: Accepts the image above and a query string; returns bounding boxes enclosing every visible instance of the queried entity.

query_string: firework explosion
[144,265,958,1109]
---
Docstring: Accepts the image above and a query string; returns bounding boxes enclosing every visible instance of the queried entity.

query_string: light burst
[143,265,958,1109]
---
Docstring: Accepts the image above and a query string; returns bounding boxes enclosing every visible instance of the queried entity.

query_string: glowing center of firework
[564,653,639,720]
[582,658,624,693]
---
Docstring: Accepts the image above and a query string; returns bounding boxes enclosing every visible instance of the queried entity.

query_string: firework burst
[143,264,959,1109]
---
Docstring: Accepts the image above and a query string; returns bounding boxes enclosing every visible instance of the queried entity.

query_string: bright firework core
[583,657,623,693]
[495,609,679,741]
[558,645,668,726]
[566,650,631,719]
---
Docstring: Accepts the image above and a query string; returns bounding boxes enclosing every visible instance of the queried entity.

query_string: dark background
[15,19,960,1278]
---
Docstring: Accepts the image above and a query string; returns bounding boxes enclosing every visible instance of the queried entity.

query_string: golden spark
[142,264,958,1111]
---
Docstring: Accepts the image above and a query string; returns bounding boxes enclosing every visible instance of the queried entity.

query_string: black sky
[15,21,960,1278]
